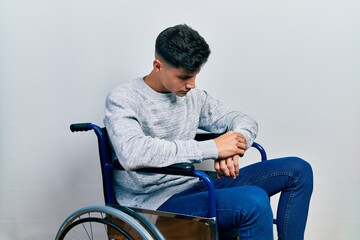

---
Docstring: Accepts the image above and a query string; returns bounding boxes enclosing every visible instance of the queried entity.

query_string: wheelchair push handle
[70,123,93,132]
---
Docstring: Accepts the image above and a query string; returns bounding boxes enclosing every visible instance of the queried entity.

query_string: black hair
[155,24,211,73]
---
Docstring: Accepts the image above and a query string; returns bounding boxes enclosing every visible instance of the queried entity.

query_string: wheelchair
[55,123,269,240]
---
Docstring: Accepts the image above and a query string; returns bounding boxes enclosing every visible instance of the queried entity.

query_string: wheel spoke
[56,206,159,240]
[79,216,92,240]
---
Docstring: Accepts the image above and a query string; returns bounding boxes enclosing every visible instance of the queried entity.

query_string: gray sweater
[104,77,258,210]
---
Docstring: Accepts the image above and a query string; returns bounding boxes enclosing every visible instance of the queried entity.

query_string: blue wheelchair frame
[70,123,267,221]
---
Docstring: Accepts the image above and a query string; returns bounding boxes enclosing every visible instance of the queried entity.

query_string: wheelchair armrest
[194,133,221,141]
[112,160,195,176]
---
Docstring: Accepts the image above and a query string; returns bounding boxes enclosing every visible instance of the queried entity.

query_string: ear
[153,59,162,72]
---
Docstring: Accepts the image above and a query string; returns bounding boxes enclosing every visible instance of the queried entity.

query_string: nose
[185,79,196,90]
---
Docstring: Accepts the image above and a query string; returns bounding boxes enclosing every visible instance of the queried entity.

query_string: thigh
[157,186,271,229]
[208,157,307,197]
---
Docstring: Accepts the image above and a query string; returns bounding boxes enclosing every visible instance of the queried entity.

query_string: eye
[178,75,191,80]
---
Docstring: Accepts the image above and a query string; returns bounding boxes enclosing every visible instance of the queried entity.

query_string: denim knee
[243,186,273,219]
[286,157,313,192]
[224,186,274,239]
[216,185,273,230]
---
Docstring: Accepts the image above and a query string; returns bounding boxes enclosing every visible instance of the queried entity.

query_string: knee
[217,186,273,234]
[287,157,313,191]
[240,186,273,219]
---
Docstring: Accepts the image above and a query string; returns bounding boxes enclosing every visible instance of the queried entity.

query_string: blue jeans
[157,157,313,240]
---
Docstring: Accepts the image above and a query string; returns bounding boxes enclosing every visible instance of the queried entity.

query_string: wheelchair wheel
[55,205,162,240]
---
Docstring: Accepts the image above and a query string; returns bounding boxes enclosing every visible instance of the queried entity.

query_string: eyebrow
[178,75,193,79]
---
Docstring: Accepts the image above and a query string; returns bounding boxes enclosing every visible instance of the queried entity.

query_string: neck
[143,70,168,93]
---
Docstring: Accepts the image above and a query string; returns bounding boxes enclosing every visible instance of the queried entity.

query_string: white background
[1,0,359,239]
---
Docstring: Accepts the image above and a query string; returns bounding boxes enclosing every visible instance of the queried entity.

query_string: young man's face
[156,59,198,97]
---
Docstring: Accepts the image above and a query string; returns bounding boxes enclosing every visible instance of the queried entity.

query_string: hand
[214,155,240,179]
[213,131,247,159]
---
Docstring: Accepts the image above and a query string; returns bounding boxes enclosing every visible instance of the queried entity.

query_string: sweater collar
[134,77,177,101]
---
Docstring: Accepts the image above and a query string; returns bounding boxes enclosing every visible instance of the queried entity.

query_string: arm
[103,88,218,170]
[198,91,258,149]
[198,91,258,178]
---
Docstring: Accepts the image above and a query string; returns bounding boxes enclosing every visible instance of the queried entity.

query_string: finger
[236,145,246,157]
[233,155,240,177]
[214,160,220,171]
[239,151,245,158]
[226,157,236,179]
[214,160,220,174]
[237,142,247,150]
[236,136,246,144]
[214,161,222,179]
[220,160,230,177]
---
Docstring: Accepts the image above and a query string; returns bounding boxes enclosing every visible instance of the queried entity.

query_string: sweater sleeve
[198,90,258,149]
[103,88,216,170]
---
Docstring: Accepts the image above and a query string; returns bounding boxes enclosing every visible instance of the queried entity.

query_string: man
[104,24,313,240]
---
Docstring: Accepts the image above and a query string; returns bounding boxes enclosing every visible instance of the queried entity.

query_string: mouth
[177,91,189,96]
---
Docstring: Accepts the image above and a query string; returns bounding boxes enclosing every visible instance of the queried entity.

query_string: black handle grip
[70,123,92,132]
